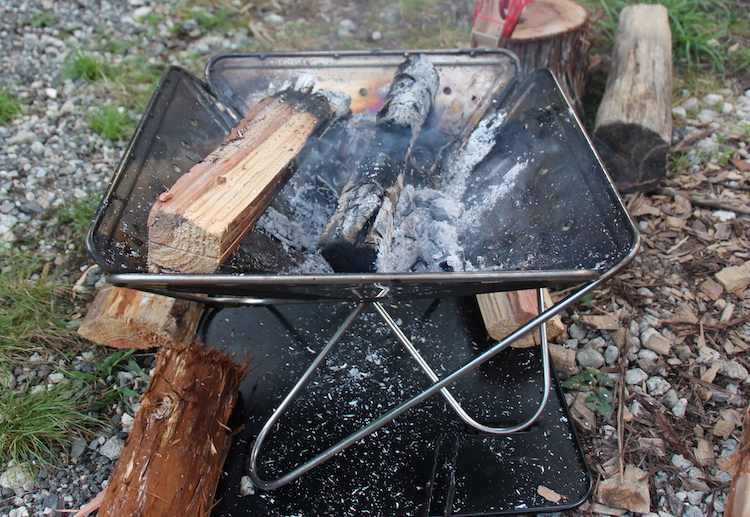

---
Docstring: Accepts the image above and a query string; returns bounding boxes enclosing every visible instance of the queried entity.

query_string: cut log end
[594,122,669,193]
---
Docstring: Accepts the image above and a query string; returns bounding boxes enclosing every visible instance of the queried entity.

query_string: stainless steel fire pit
[87,50,639,514]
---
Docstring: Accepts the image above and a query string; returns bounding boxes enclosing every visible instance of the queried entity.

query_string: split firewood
[97,343,249,517]
[147,76,350,274]
[476,289,564,348]
[594,4,672,193]
[317,54,439,272]
[77,284,203,349]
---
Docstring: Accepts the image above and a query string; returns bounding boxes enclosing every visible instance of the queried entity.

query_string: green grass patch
[27,12,57,28]
[0,252,79,351]
[0,86,23,124]
[65,52,112,82]
[0,381,99,465]
[581,0,731,70]
[89,105,136,141]
[194,7,235,32]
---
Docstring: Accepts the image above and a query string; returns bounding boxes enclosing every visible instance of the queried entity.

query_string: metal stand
[248,273,611,490]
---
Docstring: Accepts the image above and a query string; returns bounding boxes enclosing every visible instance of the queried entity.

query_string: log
[471,0,590,114]
[476,289,564,348]
[77,284,203,349]
[317,54,439,272]
[594,4,672,193]
[147,78,350,274]
[97,343,249,516]
[724,403,750,517]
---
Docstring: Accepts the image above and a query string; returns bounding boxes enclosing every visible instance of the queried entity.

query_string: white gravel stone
[672,106,687,119]
[647,376,671,396]
[9,507,30,517]
[682,97,699,110]
[577,347,605,368]
[703,93,725,105]
[672,453,694,470]
[99,436,125,461]
[0,464,34,492]
[672,398,688,418]
[721,360,749,381]
[697,109,718,125]
[604,344,619,365]
[8,130,38,146]
[625,368,648,385]
[47,372,65,383]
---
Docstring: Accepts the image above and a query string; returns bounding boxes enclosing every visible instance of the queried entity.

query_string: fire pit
[87,50,639,515]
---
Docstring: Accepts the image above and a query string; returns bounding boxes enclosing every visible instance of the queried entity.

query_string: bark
[97,343,249,516]
[594,4,672,193]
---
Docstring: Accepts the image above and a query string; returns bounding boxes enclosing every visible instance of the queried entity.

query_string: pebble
[625,368,648,385]
[720,361,749,381]
[0,464,35,492]
[577,347,605,368]
[99,436,125,461]
[646,376,671,396]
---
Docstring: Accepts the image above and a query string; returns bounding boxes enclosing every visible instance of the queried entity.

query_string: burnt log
[317,54,439,273]
[594,4,672,193]
[147,77,350,274]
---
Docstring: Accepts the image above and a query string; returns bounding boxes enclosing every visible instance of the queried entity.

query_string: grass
[0,252,78,351]
[0,382,99,465]
[88,105,137,141]
[580,0,734,71]
[65,51,112,82]
[0,86,23,124]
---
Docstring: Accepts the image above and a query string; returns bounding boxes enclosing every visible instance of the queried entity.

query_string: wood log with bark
[147,77,350,274]
[317,54,439,273]
[471,0,590,114]
[77,284,203,349]
[593,4,672,193]
[97,343,249,516]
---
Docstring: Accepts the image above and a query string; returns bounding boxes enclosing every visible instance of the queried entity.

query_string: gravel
[2,0,750,516]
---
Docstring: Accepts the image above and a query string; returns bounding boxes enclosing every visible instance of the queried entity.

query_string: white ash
[377,110,530,273]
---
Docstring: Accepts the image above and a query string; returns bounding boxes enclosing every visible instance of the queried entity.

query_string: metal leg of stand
[372,290,550,435]
[249,275,610,490]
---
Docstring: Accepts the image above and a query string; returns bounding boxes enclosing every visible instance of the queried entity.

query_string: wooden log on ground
[147,78,350,274]
[724,403,750,517]
[476,289,565,348]
[97,343,249,516]
[317,54,439,272]
[471,0,590,114]
[594,4,672,193]
[77,284,203,349]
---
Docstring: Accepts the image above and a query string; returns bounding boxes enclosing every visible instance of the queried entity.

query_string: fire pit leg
[371,290,551,435]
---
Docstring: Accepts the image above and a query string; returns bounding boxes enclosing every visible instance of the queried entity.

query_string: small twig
[656,187,750,216]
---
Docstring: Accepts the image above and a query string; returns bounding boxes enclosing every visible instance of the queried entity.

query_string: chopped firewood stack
[147,76,350,274]
[317,54,439,272]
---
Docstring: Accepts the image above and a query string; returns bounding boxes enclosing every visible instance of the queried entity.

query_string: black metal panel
[200,297,592,516]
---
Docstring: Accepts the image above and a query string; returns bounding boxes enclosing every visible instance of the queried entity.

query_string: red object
[473,0,533,39]
[501,0,533,37]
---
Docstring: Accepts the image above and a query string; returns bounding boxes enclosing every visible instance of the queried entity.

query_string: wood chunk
[716,260,750,293]
[148,83,347,274]
[643,330,671,356]
[694,438,714,467]
[476,289,564,348]
[594,4,672,193]
[580,313,620,331]
[596,465,651,514]
[78,284,203,349]
[318,54,438,272]
[537,485,563,503]
[549,343,577,374]
[725,404,750,517]
[98,344,248,517]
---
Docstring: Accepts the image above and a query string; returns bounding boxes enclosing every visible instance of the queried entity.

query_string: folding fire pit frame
[87,50,640,514]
